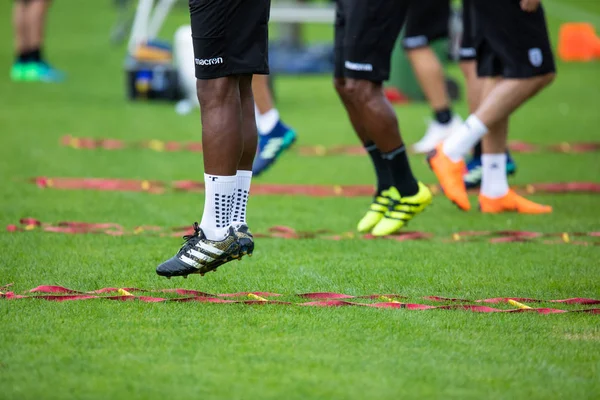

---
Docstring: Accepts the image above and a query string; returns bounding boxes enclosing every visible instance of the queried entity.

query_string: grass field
[1,1,599,399]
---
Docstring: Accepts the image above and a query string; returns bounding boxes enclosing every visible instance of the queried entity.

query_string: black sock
[29,48,42,63]
[364,141,393,194]
[382,145,419,197]
[473,141,482,159]
[434,108,452,125]
[17,51,31,63]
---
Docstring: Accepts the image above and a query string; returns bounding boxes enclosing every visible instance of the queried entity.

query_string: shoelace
[179,222,202,252]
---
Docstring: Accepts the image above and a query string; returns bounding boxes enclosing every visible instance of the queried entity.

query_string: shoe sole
[161,242,242,279]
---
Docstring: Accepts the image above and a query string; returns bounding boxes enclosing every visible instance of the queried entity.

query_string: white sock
[200,174,236,241]
[481,154,509,199]
[231,170,252,227]
[442,115,489,162]
[256,108,280,135]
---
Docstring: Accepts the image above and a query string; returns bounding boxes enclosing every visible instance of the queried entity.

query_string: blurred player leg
[11,0,28,80]
[12,0,65,82]
[429,0,554,213]
[459,0,516,188]
[251,74,297,176]
[403,0,463,154]
[334,0,432,236]
[157,0,271,278]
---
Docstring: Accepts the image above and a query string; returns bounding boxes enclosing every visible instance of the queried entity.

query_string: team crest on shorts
[528,48,543,67]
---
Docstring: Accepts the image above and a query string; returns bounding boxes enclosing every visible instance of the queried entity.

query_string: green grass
[1,1,600,399]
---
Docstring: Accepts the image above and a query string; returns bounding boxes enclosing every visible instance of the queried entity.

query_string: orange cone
[558,23,600,62]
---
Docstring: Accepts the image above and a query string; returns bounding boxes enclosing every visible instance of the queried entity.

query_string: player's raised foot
[371,183,432,237]
[156,223,240,278]
[357,189,394,233]
[412,115,463,154]
[479,190,552,214]
[427,144,470,211]
[252,121,297,176]
[234,224,254,256]
[464,153,517,189]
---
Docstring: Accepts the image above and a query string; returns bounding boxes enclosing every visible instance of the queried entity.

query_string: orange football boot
[427,144,471,211]
[479,190,552,214]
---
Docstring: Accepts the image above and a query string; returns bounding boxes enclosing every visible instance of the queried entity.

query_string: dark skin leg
[337,78,404,153]
[334,77,370,144]
[197,76,242,176]
[238,74,258,171]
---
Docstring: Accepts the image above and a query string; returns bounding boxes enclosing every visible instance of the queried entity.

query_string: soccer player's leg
[334,0,432,236]
[430,0,555,212]
[234,74,259,256]
[157,0,271,277]
[478,110,551,214]
[12,0,65,82]
[459,0,516,189]
[252,74,297,177]
[475,0,554,213]
[333,0,392,233]
[403,0,463,154]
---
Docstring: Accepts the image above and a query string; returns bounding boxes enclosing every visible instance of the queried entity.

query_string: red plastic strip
[60,136,600,155]
[31,177,600,196]
[3,290,599,314]
[3,285,599,309]
[7,218,600,246]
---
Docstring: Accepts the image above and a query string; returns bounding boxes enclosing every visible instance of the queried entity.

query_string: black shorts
[334,0,409,82]
[459,0,477,61]
[473,0,556,78]
[189,0,270,79]
[402,0,450,50]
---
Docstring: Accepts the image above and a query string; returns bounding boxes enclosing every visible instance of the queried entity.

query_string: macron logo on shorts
[195,57,224,66]
[345,61,373,72]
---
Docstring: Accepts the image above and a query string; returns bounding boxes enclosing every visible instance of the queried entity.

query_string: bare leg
[26,0,50,52]
[408,47,450,111]
[459,60,483,113]
[197,76,242,176]
[334,77,370,144]
[239,75,258,171]
[475,74,555,128]
[480,78,508,154]
[335,77,393,193]
[13,1,29,55]
[335,78,418,196]
[251,74,274,114]
[339,79,403,153]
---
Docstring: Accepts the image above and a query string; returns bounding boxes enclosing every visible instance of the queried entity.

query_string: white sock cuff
[204,174,236,184]
[236,170,253,178]
[466,115,489,136]
[481,153,507,163]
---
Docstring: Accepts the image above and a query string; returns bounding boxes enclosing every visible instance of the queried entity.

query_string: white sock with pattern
[231,170,252,228]
[200,174,236,241]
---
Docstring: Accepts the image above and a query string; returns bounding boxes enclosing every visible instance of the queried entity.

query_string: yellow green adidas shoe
[357,189,394,233]
[371,182,432,237]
